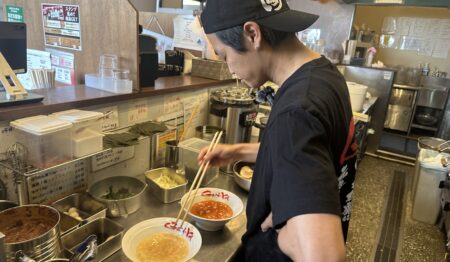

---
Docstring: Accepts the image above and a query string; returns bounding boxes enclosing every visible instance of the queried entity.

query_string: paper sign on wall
[41,4,82,51]
[173,15,206,52]
[99,106,119,131]
[128,99,149,123]
[6,5,24,22]
[46,48,76,85]
[17,49,52,90]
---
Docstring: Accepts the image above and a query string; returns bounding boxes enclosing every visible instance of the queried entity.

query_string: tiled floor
[346,156,446,261]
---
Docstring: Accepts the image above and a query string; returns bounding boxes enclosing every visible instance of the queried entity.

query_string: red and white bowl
[180,187,244,231]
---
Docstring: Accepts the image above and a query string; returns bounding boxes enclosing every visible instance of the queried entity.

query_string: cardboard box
[191,58,233,80]
[160,0,183,8]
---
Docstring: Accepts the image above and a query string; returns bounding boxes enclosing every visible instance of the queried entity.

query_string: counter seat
[0,76,233,121]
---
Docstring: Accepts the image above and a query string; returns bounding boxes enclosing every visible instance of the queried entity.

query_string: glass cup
[99,54,118,77]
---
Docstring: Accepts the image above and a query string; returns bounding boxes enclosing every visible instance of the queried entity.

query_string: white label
[383,71,393,80]
[99,106,119,131]
[128,99,148,123]
[91,146,135,172]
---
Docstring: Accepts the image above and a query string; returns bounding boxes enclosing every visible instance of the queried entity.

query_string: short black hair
[215,23,294,52]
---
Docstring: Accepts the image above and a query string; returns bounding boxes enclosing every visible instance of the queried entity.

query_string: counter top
[0,76,233,121]
[105,173,248,262]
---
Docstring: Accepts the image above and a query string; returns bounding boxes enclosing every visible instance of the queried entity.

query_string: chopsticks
[175,130,224,228]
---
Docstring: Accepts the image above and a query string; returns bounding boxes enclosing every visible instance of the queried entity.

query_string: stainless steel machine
[209,87,258,173]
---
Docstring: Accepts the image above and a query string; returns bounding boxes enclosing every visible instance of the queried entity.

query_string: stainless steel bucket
[88,176,147,218]
[0,205,61,261]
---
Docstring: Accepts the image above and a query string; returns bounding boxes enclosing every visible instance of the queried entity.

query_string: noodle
[136,232,188,262]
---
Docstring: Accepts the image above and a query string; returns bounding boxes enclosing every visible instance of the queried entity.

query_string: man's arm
[277,213,345,262]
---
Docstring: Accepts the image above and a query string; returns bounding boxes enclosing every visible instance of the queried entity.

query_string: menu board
[41,4,82,51]
[26,159,88,204]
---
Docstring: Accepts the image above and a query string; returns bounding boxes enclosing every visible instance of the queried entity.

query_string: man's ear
[243,22,262,50]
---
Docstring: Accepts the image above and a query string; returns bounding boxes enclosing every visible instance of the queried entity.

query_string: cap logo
[261,0,283,12]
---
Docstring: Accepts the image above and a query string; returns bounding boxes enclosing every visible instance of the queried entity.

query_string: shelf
[411,124,438,132]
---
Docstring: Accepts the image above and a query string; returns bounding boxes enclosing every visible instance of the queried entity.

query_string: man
[198,0,357,261]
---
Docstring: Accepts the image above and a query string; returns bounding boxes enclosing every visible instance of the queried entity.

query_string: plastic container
[11,115,73,169]
[50,109,104,158]
[347,82,368,112]
[178,138,219,186]
[85,74,132,94]
[412,149,449,224]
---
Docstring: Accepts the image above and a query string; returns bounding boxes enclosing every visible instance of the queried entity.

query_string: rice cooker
[209,88,258,173]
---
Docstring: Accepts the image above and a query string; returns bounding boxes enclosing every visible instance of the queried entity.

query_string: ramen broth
[190,200,233,219]
[136,232,188,262]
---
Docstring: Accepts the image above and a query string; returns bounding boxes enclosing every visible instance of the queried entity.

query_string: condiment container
[50,109,104,158]
[145,167,187,203]
[11,115,73,169]
[178,138,219,186]
[51,192,107,223]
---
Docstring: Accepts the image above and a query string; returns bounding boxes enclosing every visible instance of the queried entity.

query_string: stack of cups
[99,54,118,77]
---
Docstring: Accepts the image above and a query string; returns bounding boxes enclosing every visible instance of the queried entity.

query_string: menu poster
[6,5,24,22]
[41,4,82,51]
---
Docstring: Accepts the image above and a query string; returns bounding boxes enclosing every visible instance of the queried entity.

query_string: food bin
[10,115,73,169]
[51,192,107,223]
[50,109,104,158]
[145,167,187,203]
[61,218,123,262]
[178,137,219,186]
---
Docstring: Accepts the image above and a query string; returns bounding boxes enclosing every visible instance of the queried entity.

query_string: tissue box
[191,58,233,80]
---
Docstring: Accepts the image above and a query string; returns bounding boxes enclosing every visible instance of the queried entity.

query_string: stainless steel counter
[105,172,248,262]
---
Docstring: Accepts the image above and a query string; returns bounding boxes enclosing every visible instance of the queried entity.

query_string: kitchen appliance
[208,87,258,173]
[384,86,417,132]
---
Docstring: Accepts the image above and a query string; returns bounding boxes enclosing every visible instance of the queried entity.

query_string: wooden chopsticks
[175,130,224,228]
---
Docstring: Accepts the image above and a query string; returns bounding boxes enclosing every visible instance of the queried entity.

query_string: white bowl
[180,187,244,231]
[122,217,201,262]
[233,161,253,192]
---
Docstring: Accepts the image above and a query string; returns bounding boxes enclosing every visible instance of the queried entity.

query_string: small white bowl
[233,161,254,192]
[122,217,201,262]
[180,187,244,231]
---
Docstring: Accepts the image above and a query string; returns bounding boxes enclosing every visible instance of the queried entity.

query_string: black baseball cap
[201,0,319,34]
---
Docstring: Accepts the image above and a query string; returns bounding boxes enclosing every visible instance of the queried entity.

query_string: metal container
[165,140,179,169]
[417,86,448,110]
[0,200,17,212]
[51,192,107,223]
[195,125,225,142]
[208,87,258,173]
[61,218,123,262]
[0,205,61,261]
[58,212,80,236]
[145,167,187,203]
[88,176,147,218]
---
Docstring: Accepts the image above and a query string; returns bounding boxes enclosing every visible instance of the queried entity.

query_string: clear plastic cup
[113,69,130,80]
[99,54,118,77]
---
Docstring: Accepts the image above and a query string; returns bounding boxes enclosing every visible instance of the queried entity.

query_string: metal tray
[61,218,123,262]
[59,211,81,236]
[51,192,107,222]
[145,167,187,203]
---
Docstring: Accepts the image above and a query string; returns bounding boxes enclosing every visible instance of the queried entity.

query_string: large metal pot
[0,205,61,261]
[0,200,17,212]
[88,176,147,218]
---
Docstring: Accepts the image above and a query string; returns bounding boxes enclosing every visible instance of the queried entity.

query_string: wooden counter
[0,76,232,121]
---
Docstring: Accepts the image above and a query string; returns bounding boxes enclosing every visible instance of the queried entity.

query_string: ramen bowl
[122,217,201,262]
[233,161,254,192]
[180,187,244,231]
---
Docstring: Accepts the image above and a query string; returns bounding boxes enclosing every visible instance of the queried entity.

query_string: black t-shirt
[237,56,357,261]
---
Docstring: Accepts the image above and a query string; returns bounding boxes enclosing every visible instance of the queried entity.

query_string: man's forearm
[234,143,260,163]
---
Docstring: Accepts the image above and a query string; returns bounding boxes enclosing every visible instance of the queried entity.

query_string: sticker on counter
[6,5,24,22]
[41,4,82,51]
[46,48,76,85]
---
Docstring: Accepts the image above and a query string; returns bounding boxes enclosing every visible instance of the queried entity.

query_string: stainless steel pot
[195,125,225,142]
[0,205,61,261]
[0,200,17,212]
[88,176,147,218]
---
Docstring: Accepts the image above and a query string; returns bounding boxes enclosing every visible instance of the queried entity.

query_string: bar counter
[0,76,233,121]
[106,172,248,262]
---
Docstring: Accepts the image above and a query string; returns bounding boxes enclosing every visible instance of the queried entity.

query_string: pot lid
[210,88,255,105]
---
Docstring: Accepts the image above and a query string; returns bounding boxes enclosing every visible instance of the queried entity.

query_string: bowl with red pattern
[180,187,244,231]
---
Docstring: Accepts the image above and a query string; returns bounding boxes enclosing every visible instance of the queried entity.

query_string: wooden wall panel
[2,0,139,88]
